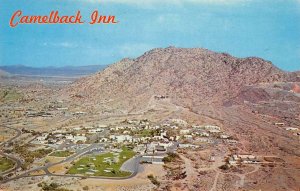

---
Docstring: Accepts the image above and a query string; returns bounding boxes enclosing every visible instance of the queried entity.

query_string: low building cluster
[30,118,237,166]
[227,154,261,165]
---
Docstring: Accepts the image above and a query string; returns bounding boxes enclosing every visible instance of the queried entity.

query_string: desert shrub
[37,182,73,191]
[163,153,179,163]
[147,174,160,186]
[219,164,230,170]
[42,182,59,191]
[199,171,208,175]
[268,163,275,168]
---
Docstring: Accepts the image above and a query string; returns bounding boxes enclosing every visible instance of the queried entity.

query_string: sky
[0,0,299,71]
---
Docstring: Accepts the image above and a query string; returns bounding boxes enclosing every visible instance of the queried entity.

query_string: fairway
[0,157,15,172]
[67,148,135,177]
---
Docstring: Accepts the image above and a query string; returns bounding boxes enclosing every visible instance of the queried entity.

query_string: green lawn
[67,148,135,177]
[50,150,74,157]
[136,129,160,137]
[0,157,15,172]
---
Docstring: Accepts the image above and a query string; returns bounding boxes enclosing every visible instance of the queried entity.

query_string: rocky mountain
[292,83,300,93]
[65,47,298,112]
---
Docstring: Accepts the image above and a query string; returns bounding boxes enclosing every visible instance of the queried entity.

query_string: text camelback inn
[9,10,119,27]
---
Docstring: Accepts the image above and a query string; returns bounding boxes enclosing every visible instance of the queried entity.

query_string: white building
[238,154,256,160]
[204,125,221,131]
[99,138,108,142]
[53,129,67,134]
[73,127,82,131]
[35,134,48,144]
[226,139,238,144]
[228,157,238,165]
[84,126,94,130]
[115,126,126,131]
[196,137,213,143]
[36,134,48,141]
[74,135,87,143]
[88,128,103,134]
[171,119,188,127]
[153,136,163,140]
[199,132,210,137]
[97,124,108,128]
[179,144,199,149]
[110,135,132,143]
[180,129,190,135]
[141,155,165,164]
[208,129,221,133]
[160,132,167,138]
[220,134,230,139]
[65,134,74,140]
[286,127,299,131]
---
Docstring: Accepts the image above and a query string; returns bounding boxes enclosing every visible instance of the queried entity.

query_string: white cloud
[41,42,78,48]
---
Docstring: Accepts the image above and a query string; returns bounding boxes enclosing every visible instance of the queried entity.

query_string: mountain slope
[62,47,300,164]
[65,47,295,112]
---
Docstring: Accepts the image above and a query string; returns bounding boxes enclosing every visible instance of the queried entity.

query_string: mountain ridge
[65,47,297,112]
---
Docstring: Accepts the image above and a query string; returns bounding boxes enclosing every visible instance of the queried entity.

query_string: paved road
[1,144,98,182]
[120,156,140,173]
[0,152,22,176]
[0,125,23,176]
[0,126,22,147]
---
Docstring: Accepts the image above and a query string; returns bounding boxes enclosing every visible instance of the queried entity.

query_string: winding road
[0,125,22,147]
[0,125,23,176]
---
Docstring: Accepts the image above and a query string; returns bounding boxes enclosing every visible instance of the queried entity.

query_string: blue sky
[0,0,299,71]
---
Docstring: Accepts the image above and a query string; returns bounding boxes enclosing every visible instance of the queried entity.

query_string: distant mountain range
[0,69,10,77]
[0,65,108,77]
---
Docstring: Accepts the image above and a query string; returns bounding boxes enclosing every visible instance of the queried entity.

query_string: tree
[219,164,229,170]
[21,163,29,170]
[147,174,160,186]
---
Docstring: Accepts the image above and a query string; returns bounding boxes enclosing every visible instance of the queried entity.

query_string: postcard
[0,1,299,191]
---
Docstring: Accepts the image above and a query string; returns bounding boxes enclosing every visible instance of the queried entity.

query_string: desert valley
[0,47,299,191]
